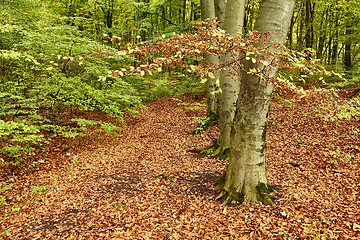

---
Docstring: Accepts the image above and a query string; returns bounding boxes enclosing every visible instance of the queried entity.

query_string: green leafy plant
[31,185,48,195]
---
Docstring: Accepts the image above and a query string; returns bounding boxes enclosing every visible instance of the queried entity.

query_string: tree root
[200,142,230,160]
[215,179,275,205]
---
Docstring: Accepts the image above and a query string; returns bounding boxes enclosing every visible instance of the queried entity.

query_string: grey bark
[214,0,225,26]
[217,0,246,152]
[201,0,220,116]
[219,0,295,204]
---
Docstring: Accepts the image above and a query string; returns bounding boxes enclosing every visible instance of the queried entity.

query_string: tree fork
[217,0,295,205]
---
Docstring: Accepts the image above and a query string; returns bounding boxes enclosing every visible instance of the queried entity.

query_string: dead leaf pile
[0,92,359,239]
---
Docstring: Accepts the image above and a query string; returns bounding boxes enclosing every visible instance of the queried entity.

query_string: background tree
[200,0,220,117]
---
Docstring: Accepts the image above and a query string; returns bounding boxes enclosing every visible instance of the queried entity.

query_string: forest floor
[0,89,359,239]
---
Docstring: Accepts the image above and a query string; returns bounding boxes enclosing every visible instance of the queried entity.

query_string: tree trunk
[331,15,340,65]
[201,0,220,117]
[214,0,225,27]
[244,0,259,33]
[217,0,295,204]
[287,12,295,48]
[343,22,353,70]
[304,0,315,49]
[215,0,245,157]
[316,7,327,61]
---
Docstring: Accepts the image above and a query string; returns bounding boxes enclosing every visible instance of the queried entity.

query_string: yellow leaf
[200,78,207,84]
[353,222,360,231]
[251,58,256,64]
[140,70,145,76]
[208,72,215,79]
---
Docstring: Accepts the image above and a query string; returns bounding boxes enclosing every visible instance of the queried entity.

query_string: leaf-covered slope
[0,93,359,239]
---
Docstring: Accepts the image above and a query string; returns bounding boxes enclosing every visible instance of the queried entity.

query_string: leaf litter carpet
[0,93,359,239]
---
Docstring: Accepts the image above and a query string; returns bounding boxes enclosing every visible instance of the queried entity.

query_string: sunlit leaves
[118,20,328,82]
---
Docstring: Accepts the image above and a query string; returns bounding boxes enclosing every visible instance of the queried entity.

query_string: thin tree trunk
[331,15,340,65]
[343,22,353,70]
[304,0,315,49]
[217,0,295,204]
[288,12,295,48]
[201,0,220,117]
[316,8,327,61]
[296,2,305,50]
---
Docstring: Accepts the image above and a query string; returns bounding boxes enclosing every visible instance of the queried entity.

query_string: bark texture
[214,0,225,26]
[217,0,246,154]
[218,0,295,204]
[201,0,220,116]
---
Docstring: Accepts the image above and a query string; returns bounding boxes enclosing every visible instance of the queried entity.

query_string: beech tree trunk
[214,0,225,26]
[201,0,220,117]
[217,0,295,204]
[216,0,245,156]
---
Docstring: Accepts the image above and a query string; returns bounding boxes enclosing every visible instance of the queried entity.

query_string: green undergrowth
[0,1,204,175]
[312,96,360,121]
[0,115,121,172]
[192,113,218,135]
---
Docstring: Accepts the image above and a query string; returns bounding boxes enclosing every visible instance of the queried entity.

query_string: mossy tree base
[215,175,274,205]
[200,142,230,160]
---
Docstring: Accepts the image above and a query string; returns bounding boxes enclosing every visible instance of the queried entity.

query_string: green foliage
[97,122,121,136]
[72,118,99,127]
[0,228,12,238]
[192,114,218,135]
[31,185,48,195]
[0,0,151,173]
[71,118,121,135]
[123,73,203,102]
[314,97,360,121]
[0,196,6,206]
[336,98,360,120]
[0,184,12,193]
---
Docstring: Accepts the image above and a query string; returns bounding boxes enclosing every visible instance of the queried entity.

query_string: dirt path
[1,94,359,239]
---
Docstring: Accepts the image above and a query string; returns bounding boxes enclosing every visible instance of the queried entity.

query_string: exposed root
[256,182,275,205]
[215,180,275,205]
[200,142,230,160]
